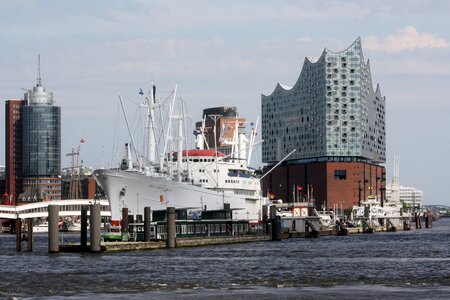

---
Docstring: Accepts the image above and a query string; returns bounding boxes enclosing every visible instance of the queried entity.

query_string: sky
[0,0,449,205]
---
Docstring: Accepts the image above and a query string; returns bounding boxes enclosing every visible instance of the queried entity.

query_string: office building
[4,99,26,204]
[4,64,61,203]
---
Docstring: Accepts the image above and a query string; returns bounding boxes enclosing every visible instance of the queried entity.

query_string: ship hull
[93,169,264,221]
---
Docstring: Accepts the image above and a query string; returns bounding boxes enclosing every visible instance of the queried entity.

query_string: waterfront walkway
[0,199,111,219]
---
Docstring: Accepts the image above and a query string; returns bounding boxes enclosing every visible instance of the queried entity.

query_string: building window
[334,170,347,180]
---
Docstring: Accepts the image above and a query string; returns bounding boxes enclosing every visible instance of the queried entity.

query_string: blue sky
[1,0,449,205]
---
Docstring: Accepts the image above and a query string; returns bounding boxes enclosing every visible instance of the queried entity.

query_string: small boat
[33,220,67,233]
[33,221,49,233]
[67,221,91,232]
[102,225,122,242]
[67,222,81,232]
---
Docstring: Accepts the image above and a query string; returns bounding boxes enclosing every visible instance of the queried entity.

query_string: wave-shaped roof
[263,37,363,97]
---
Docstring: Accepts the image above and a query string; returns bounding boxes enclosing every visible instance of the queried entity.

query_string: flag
[80,138,85,143]
[139,88,144,95]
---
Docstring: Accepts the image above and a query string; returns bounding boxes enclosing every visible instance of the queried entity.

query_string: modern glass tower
[262,37,385,164]
[21,69,61,201]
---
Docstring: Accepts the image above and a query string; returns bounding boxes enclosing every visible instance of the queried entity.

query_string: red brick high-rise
[5,99,26,205]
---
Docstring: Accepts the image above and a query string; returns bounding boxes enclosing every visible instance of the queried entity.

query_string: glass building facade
[262,38,385,164]
[22,105,61,176]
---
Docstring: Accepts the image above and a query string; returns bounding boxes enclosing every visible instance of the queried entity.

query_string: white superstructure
[385,156,423,210]
[386,184,423,211]
[94,83,267,222]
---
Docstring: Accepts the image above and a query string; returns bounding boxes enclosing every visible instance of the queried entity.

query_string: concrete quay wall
[101,235,270,252]
[176,235,271,247]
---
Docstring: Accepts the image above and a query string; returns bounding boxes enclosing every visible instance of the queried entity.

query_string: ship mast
[208,114,221,187]
[66,146,80,199]
[141,82,157,166]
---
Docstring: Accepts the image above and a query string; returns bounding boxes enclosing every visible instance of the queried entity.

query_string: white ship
[94,83,268,223]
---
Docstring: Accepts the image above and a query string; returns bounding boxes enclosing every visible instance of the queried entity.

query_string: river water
[0,218,449,299]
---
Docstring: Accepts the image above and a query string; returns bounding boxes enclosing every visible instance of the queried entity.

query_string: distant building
[195,106,246,156]
[261,38,386,210]
[61,166,100,200]
[4,59,61,203]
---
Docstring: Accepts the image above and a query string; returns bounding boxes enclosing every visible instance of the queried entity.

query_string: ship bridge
[0,199,111,219]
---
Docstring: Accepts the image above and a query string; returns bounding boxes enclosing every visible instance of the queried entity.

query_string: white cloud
[364,26,449,52]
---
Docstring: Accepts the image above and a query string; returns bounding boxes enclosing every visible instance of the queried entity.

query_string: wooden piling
[121,208,129,241]
[80,206,88,251]
[425,209,432,228]
[262,205,268,223]
[166,207,176,248]
[427,209,433,228]
[271,216,282,241]
[89,203,101,252]
[414,212,420,229]
[362,219,373,234]
[15,219,22,252]
[48,205,59,253]
[144,207,151,242]
[305,220,319,238]
[27,218,33,251]
[418,213,422,229]
[269,205,277,220]
[336,219,349,236]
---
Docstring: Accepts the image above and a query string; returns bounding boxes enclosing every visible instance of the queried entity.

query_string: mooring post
[15,218,22,252]
[272,216,282,241]
[418,212,422,229]
[90,203,101,252]
[166,207,176,248]
[48,205,59,253]
[262,205,268,223]
[428,209,433,228]
[121,208,129,241]
[269,205,281,241]
[144,206,152,242]
[80,206,88,251]
[414,212,420,229]
[27,218,33,251]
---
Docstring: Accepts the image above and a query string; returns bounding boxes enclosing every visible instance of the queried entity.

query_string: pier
[1,202,436,254]
[0,199,110,252]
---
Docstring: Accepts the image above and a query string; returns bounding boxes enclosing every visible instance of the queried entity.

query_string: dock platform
[59,235,271,253]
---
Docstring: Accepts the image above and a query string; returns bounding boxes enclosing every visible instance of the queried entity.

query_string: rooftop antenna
[37,54,42,87]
